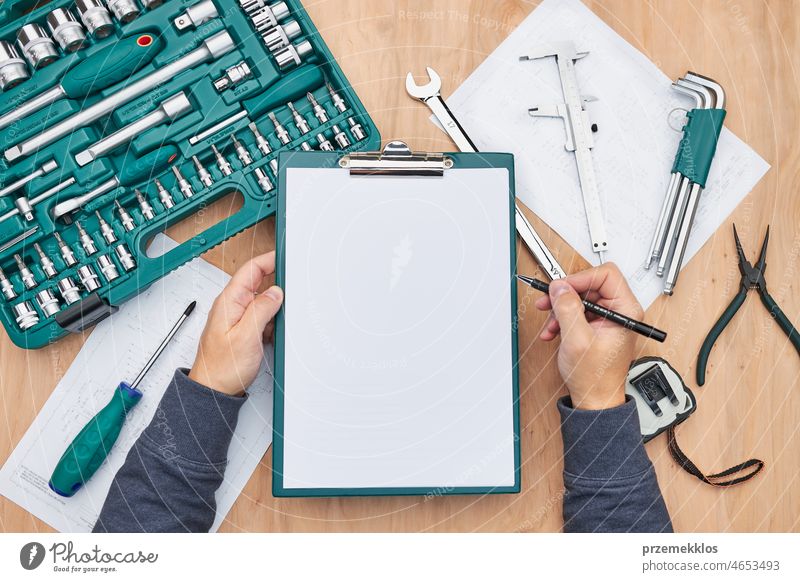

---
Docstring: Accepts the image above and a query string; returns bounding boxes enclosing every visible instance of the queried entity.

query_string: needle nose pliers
[697,224,800,385]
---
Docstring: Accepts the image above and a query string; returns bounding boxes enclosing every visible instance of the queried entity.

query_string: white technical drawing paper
[440,0,770,308]
[281,167,516,490]
[0,235,274,532]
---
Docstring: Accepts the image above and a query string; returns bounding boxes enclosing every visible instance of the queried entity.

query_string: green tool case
[0,0,380,349]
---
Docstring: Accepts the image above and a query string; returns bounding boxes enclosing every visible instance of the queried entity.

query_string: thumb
[239,285,284,337]
[549,281,591,343]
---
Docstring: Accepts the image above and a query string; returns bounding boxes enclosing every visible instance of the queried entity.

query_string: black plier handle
[697,286,800,386]
[759,288,800,355]
[696,287,747,386]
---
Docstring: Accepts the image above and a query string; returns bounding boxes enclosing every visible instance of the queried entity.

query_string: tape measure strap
[670,108,727,188]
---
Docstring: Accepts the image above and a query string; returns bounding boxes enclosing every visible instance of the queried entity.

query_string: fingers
[548,280,592,345]
[534,288,601,311]
[226,252,276,296]
[215,253,278,327]
[237,285,284,339]
[539,312,560,341]
[563,263,643,318]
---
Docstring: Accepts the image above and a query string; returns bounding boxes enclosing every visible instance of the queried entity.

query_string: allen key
[646,73,726,295]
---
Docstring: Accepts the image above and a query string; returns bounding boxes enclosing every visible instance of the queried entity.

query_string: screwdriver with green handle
[0,32,163,132]
[49,301,196,497]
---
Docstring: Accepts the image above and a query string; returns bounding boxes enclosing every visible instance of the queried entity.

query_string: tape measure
[625,356,764,487]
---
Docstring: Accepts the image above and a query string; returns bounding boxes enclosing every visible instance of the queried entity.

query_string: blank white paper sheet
[277,165,518,492]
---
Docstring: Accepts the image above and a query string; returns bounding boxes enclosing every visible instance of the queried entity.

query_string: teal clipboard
[272,141,520,498]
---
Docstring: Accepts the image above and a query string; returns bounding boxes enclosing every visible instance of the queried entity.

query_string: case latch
[55,292,118,333]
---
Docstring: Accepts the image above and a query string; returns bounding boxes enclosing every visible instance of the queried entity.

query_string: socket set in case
[0,0,380,348]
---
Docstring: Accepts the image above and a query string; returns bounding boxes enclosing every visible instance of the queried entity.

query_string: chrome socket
[213,61,253,92]
[115,200,135,231]
[307,92,328,124]
[76,221,97,255]
[254,167,273,193]
[36,289,60,317]
[262,20,301,53]
[238,0,264,16]
[106,0,141,24]
[17,24,59,70]
[251,2,290,32]
[192,155,214,188]
[299,141,312,151]
[0,40,29,90]
[273,40,312,70]
[141,0,165,8]
[328,83,347,113]
[347,117,366,141]
[54,233,77,267]
[14,254,37,290]
[135,188,156,220]
[332,124,350,149]
[97,254,119,282]
[249,122,272,156]
[115,244,136,272]
[268,112,291,145]
[287,101,310,134]
[316,133,334,151]
[0,267,17,300]
[211,144,233,176]
[172,166,194,198]
[75,0,115,39]
[154,178,175,209]
[46,8,87,53]
[34,243,58,278]
[269,158,278,175]
[57,276,81,305]
[96,211,117,244]
[13,301,39,330]
[77,264,101,291]
[232,137,253,166]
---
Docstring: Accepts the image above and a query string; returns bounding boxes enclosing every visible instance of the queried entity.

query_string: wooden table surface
[2,0,798,533]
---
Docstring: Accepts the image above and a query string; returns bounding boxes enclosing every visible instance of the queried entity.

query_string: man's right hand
[533,263,644,410]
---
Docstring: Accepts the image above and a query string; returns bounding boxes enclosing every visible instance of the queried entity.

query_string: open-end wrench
[405,67,478,152]
[406,66,566,280]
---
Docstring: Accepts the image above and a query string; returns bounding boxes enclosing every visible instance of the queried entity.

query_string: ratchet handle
[696,288,747,386]
[117,144,179,186]
[49,382,142,497]
[61,33,163,98]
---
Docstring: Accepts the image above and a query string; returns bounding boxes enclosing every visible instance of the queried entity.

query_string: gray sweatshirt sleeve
[558,395,673,533]
[93,369,246,533]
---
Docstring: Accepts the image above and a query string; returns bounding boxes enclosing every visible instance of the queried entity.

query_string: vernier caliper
[520,42,609,263]
[405,66,566,280]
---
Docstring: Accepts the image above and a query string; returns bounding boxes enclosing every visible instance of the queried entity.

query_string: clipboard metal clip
[339,140,453,176]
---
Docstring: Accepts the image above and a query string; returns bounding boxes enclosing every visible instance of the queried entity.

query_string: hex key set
[0,0,380,348]
[645,71,726,295]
